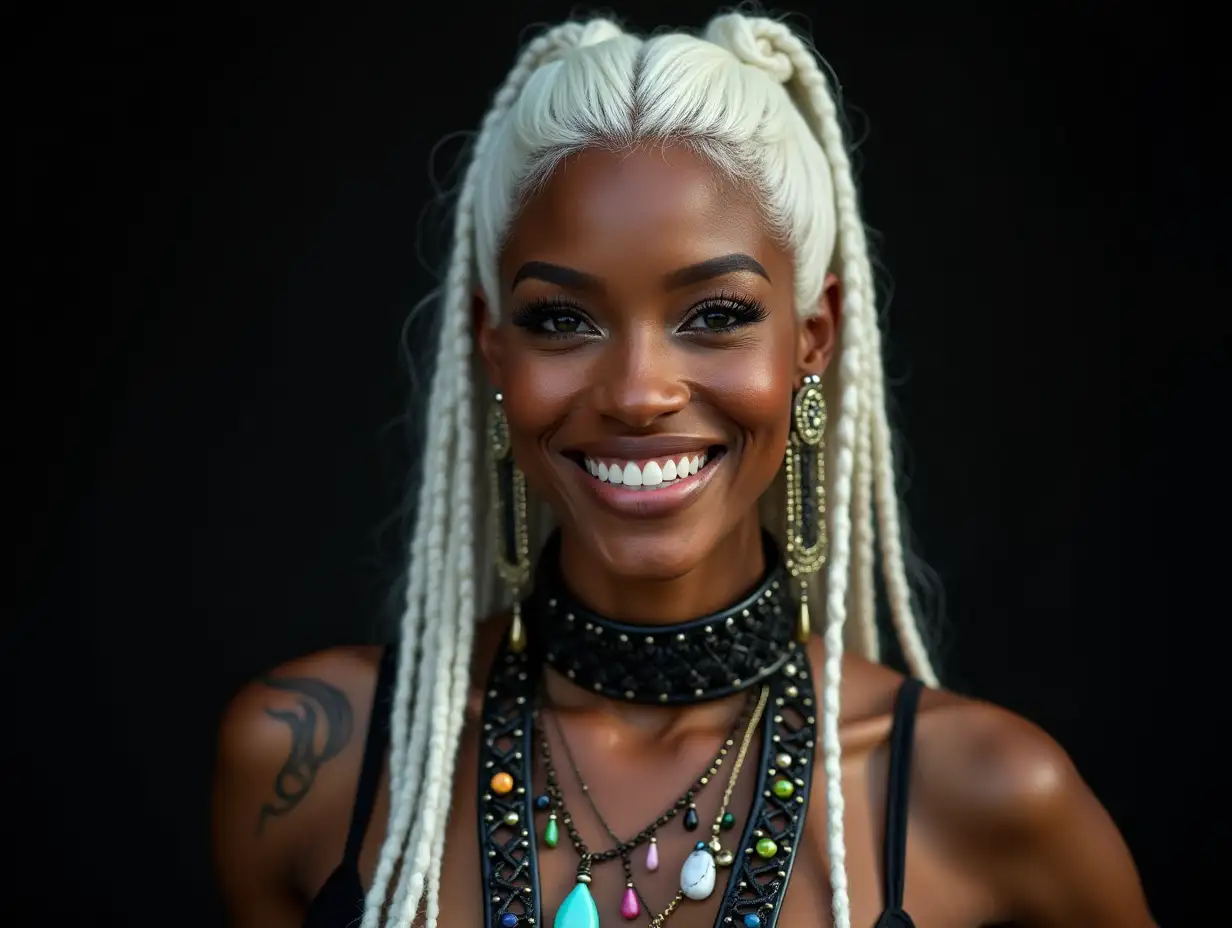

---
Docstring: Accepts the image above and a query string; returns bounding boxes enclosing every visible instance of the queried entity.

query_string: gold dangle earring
[784,374,828,643]
[489,392,531,652]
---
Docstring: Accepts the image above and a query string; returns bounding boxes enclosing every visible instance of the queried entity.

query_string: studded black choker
[524,531,798,705]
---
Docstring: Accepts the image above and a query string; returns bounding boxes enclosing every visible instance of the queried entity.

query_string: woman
[212,13,1154,928]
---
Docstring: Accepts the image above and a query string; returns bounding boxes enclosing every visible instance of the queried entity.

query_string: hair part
[365,14,938,928]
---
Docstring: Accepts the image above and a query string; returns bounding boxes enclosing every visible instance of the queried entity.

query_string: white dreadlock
[363,14,938,928]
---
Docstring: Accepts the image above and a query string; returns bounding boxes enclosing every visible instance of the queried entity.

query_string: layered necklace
[538,684,771,925]
[478,532,818,928]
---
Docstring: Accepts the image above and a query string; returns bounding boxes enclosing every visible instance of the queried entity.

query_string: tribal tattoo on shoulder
[256,674,354,834]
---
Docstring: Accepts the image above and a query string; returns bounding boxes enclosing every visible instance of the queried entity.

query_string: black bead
[684,807,700,831]
[721,812,736,831]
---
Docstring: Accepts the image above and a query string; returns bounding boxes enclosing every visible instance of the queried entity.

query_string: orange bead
[490,772,514,795]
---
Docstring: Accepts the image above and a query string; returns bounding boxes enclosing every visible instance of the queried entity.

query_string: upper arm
[211,649,375,928]
[1000,736,1154,927]
[930,702,1155,927]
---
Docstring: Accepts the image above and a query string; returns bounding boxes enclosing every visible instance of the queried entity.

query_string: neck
[554,517,766,625]
[541,666,749,740]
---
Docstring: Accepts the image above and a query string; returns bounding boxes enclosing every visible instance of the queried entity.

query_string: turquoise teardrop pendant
[555,881,599,928]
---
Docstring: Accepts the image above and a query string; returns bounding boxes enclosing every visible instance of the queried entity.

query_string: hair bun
[577,19,625,47]
[704,14,794,84]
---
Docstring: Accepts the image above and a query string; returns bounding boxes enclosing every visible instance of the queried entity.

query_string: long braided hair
[363,14,938,928]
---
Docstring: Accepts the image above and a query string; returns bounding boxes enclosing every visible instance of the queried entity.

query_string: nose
[591,326,689,427]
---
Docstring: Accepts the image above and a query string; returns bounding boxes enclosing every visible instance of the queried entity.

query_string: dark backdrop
[12,3,1218,925]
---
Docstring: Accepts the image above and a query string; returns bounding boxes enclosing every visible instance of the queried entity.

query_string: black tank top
[303,646,923,928]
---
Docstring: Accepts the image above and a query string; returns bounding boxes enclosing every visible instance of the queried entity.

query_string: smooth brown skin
[213,147,1155,927]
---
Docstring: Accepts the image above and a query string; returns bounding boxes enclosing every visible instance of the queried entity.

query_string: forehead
[500,146,784,284]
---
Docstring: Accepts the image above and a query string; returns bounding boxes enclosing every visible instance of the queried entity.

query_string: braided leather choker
[524,531,797,705]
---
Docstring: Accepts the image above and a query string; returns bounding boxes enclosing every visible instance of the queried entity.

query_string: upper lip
[566,436,725,459]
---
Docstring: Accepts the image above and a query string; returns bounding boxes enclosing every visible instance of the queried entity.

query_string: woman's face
[479,145,837,582]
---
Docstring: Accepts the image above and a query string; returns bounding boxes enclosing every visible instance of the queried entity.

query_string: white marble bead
[680,847,717,901]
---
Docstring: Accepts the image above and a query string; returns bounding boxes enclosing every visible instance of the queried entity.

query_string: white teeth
[581,452,716,489]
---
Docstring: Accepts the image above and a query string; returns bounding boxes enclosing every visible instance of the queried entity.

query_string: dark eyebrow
[664,253,770,288]
[510,253,769,293]
[511,261,603,292]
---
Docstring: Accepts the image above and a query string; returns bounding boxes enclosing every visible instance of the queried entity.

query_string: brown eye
[544,314,583,334]
[680,297,769,335]
[511,301,601,338]
[700,310,737,330]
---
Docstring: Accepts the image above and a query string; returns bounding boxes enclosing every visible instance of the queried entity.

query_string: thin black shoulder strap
[344,644,398,864]
[882,676,924,914]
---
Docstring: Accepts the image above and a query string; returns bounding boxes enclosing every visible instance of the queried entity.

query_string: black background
[12,3,1219,925]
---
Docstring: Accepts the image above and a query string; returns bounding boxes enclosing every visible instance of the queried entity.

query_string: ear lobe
[474,290,503,389]
[795,273,841,383]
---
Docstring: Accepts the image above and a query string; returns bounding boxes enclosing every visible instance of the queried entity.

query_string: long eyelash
[509,296,586,330]
[683,291,770,330]
[509,297,600,340]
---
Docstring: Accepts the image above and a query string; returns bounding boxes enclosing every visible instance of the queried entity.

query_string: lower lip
[570,454,726,518]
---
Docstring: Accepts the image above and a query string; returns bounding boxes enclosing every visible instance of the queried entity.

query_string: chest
[332,718,994,928]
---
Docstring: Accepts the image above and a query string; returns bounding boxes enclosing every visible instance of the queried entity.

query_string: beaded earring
[489,392,530,651]
[784,374,828,643]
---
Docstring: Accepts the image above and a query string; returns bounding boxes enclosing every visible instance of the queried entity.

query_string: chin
[579,520,723,582]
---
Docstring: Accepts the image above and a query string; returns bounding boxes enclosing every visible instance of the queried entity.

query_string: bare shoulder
[898,682,1082,848]
[851,651,1154,926]
[811,643,1106,837]
[212,645,384,926]
[805,642,1153,925]
[912,686,1154,925]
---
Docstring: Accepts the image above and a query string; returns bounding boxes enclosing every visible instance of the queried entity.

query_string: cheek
[499,349,580,446]
[703,337,796,450]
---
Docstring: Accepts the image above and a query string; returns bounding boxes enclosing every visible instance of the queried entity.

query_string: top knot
[704,14,794,84]
[577,19,625,47]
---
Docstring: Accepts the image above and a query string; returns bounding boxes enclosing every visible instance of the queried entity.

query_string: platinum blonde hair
[363,13,938,928]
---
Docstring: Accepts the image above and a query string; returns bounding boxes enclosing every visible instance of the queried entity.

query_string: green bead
[755,837,778,859]
[720,812,736,831]
[544,817,559,848]
[772,779,795,799]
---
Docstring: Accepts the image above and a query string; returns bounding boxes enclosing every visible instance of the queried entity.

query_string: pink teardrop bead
[645,841,659,872]
[621,887,641,920]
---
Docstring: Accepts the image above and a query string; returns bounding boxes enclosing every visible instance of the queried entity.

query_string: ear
[474,289,504,389]
[795,272,841,386]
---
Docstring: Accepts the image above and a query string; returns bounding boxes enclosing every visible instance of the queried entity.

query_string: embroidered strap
[477,643,542,928]
[717,653,817,927]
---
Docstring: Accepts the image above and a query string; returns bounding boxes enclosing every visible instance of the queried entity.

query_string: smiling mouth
[565,446,727,490]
